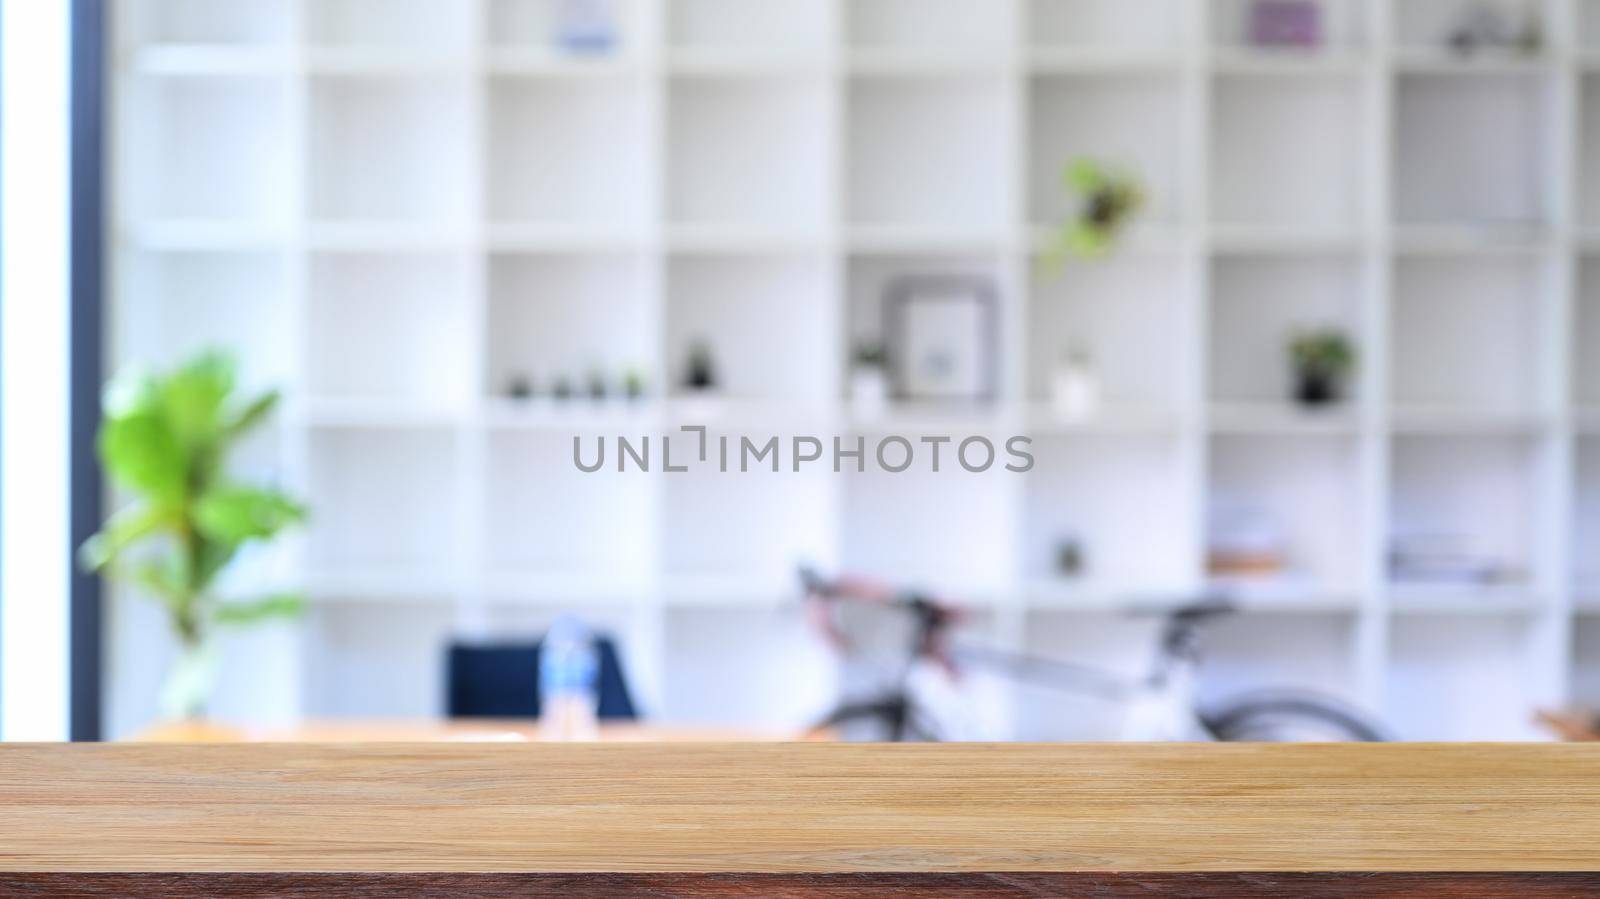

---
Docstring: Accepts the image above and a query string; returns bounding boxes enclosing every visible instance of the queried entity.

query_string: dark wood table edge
[2,872,1599,897]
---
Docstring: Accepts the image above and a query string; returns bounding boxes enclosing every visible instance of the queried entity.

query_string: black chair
[446,638,638,720]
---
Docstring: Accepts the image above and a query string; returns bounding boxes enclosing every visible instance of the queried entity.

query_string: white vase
[851,368,889,419]
[1051,359,1100,421]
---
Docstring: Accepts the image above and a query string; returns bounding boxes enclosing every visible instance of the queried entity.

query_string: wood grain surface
[1,743,1598,873]
[2,873,1598,897]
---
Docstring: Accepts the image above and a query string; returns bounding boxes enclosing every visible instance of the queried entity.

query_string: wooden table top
[2,742,1598,875]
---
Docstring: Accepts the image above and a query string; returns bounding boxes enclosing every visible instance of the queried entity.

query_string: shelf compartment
[488,252,653,401]
[667,77,829,229]
[1024,435,1191,589]
[1390,255,1546,414]
[1209,252,1363,406]
[1583,75,1600,231]
[847,252,1005,398]
[1027,73,1185,228]
[1576,437,1600,590]
[1209,435,1363,592]
[306,253,474,404]
[121,76,293,225]
[841,464,1016,594]
[309,76,473,224]
[123,0,295,47]
[1026,0,1186,52]
[1393,0,1546,57]
[1393,71,1552,228]
[847,75,1009,227]
[847,0,1015,55]
[1027,251,1186,412]
[1210,72,1365,230]
[661,433,836,585]
[1209,0,1369,52]
[666,0,831,54]
[307,0,475,51]
[662,607,837,728]
[489,77,649,227]
[305,428,460,573]
[1389,434,1541,592]
[666,254,833,403]
[1580,259,1600,406]
[485,432,654,579]
[1388,615,1542,740]
[1575,617,1600,709]
[117,250,293,390]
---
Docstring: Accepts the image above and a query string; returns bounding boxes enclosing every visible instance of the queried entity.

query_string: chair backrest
[446,637,638,720]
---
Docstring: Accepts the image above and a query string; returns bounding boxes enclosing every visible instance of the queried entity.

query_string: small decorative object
[1050,346,1101,422]
[1289,328,1354,406]
[850,340,890,419]
[622,367,647,401]
[551,374,576,401]
[586,368,608,402]
[1055,537,1086,579]
[80,351,307,723]
[683,339,719,393]
[555,0,617,54]
[506,373,535,401]
[1447,3,1540,56]
[1047,159,1145,266]
[888,276,998,403]
[1390,534,1517,585]
[1208,507,1289,580]
[1249,0,1322,48]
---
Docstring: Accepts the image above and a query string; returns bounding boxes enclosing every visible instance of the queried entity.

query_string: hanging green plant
[1044,159,1146,271]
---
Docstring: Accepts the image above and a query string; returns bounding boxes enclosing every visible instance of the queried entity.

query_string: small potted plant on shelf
[622,367,648,402]
[80,350,307,728]
[1045,158,1146,269]
[1288,328,1355,406]
[850,340,890,419]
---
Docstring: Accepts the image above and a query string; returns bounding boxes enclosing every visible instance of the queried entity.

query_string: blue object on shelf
[556,0,618,54]
[447,637,638,720]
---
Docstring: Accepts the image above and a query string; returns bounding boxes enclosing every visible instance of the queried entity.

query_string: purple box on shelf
[1250,0,1323,47]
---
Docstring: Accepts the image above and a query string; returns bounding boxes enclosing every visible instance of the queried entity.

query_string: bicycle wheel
[1202,691,1388,742]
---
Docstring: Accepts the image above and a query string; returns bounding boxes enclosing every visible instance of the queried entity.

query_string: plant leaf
[98,412,187,504]
[160,351,236,448]
[78,503,174,571]
[212,593,306,627]
[194,486,306,545]
[222,390,280,445]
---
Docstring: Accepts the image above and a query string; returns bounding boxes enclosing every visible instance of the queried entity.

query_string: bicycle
[800,567,1387,742]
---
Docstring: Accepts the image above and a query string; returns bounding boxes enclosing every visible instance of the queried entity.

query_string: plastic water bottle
[555,0,617,55]
[540,614,600,741]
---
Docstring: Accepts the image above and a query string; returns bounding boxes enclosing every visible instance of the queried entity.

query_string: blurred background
[8,0,1600,742]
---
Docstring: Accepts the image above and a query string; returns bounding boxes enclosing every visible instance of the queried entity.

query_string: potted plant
[850,340,890,418]
[1045,158,1146,269]
[1289,329,1355,406]
[79,351,307,724]
[684,339,719,393]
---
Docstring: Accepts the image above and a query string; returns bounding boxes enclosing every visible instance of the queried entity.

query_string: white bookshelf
[107,0,1600,740]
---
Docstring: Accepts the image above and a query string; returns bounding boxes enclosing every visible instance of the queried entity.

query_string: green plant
[852,340,889,371]
[1290,329,1355,379]
[79,350,306,720]
[1045,159,1146,270]
[1289,329,1356,405]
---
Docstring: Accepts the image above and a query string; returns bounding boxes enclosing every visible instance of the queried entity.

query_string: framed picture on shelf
[886,276,997,402]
